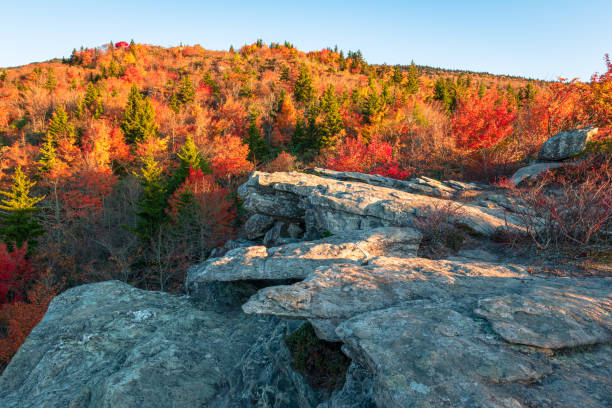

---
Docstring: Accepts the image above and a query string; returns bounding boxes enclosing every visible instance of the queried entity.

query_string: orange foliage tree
[452,88,517,150]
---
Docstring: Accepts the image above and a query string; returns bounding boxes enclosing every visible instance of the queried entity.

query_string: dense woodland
[0,41,610,369]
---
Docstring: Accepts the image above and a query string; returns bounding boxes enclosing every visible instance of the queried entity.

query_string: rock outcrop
[238,171,526,237]
[510,126,598,186]
[0,281,325,408]
[538,126,598,161]
[2,169,611,408]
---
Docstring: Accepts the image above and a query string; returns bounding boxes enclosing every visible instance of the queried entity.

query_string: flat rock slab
[336,302,612,408]
[538,126,598,161]
[238,171,526,236]
[186,227,422,292]
[475,286,612,348]
[509,162,564,185]
[242,257,532,340]
[0,281,322,408]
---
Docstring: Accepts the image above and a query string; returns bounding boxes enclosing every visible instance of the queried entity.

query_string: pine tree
[245,110,270,163]
[133,154,167,241]
[294,65,314,103]
[44,68,57,92]
[405,61,420,95]
[363,85,382,124]
[319,85,343,147]
[0,167,45,250]
[168,135,209,194]
[38,106,74,172]
[121,85,157,144]
[38,133,57,173]
[84,83,103,118]
[177,75,195,105]
[392,65,403,85]
[47,106,75,141]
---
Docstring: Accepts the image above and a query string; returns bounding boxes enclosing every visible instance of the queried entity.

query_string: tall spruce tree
[245,110,270,163]
[405,61,420,95]
[121,85,158,144]
[319,85,343,148]
[177,75,195,105]
[134,154,167,241]
[0,166,45,250]
[167,135,209,194]
[294,65,314,103]
[38,106,74,172]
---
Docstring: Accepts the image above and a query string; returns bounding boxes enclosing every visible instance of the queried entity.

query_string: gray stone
[239,171,527,237]
[475,287,612,348]
[0,281,322,408]
[187,227,422,293]
[242,258,533,340]
[538,126,598,161]
[316,362,376,408]
[509,162,564,185]
[336,302,612,408]
[242,214,276,239]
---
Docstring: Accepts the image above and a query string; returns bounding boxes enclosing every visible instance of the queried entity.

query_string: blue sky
[1,0,610,80]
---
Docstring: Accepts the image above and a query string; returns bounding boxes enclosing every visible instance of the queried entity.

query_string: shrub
[509,155,611,257]
[413,201,466,257]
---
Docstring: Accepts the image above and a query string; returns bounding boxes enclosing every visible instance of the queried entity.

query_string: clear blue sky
[1,0,610,80]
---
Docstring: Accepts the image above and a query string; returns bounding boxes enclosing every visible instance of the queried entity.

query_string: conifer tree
[294,65,314,103]
[245,110,270,163]
[133,154,167,241]
[44,68,57,92]
[167,135,209,194]
[363,85,383,124]
[405,61,420,95]
[121,85,157,144]
[47,106,75,141]
[177,75,195,105]
[38,106,74,172]
[319,85,343,147]
[0,167,45,250]
[392,65,403,85]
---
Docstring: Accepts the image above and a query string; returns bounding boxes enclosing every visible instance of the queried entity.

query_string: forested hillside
[0,41,610,370]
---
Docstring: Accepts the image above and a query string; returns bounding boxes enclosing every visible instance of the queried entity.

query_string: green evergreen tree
[290,117,307,154]
[84,83,104,118]
[38,132,57,173]
[47,106,75,141]
[433,78,454,111]
[177,75,195,105]
[405,61,420,95]
[44,68,57,92]
[319,85,343,147]
[0,166,45,249]
[294,65,314,103]
[245,110,270,163]
[362,85,382,124]
[133,154,167,241]
[167,135,210,194]
[392,65,403,85]
[121,85,158,144]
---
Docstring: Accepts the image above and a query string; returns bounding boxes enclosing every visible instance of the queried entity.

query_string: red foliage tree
[167,167,236,250]
[326,137,410,180]
[452,88,517,150]
[0,243,33,305]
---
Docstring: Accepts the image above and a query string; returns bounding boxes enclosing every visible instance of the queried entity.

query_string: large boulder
[337,302,612,408]
[0,281,324,408]
[537,126,598,161]
[238,171,526,237]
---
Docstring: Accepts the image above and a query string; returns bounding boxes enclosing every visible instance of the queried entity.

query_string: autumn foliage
[0,40,610,371]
